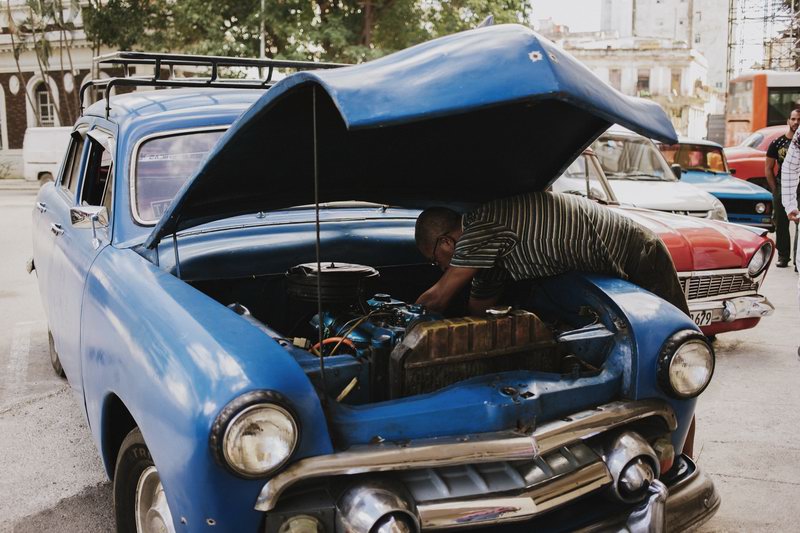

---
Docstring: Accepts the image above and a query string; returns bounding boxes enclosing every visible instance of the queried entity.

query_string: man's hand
[416,266,478,313]
[789,209,800,223]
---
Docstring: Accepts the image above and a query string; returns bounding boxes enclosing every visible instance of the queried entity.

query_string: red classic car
[724,125,786,190]
[553,150,775,336]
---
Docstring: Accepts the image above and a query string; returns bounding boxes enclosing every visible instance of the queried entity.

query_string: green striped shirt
[451,192,648,299]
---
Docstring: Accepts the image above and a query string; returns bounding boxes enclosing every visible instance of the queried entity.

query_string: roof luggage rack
[79,51,347,118]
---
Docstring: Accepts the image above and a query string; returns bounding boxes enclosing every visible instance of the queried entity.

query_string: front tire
[114,428,176,533]
[48,330,65,378]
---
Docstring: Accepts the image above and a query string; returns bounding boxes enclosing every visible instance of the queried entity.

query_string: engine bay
[219,261,615,405]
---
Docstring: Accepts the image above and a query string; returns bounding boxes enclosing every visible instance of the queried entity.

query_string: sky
[531,0,602,32]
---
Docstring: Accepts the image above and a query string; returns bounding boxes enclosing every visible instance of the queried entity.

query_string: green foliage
[83,0,532,62]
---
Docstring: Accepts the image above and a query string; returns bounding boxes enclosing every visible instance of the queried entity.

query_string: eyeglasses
[430,233,449,268]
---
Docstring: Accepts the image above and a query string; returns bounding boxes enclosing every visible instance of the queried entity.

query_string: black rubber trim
[209,390,301,479]
[656,329,715,399]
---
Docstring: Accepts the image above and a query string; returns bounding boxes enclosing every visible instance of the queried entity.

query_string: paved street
[0,184,798,532]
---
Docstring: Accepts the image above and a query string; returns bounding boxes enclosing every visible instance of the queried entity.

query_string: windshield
[551,155,612,203]
[659,143,727,173]
[134,130,226,223]
[592,134,675,181]
[740,132,764,149]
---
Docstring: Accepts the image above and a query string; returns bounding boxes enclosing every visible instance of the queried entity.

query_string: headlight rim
[747,241,773,278]
[656,330,715,400]
[755,202,767,214]
[210,390,300,479]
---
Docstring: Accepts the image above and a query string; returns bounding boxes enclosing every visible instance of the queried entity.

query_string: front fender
[581,275,702,454]
[81,246,331,531]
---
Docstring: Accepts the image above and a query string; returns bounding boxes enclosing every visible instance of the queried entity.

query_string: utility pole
[259,0,265,79]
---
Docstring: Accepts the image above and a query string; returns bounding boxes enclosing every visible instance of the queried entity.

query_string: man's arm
[765,156,777,193]
[782,134,800,221]
[416,266,478,313]
[468,295,500,316]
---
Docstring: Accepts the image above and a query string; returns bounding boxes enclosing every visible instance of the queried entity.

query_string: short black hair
[415,207,461,256]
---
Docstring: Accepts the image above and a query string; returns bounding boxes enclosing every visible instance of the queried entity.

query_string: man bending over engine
[415,191,689,316]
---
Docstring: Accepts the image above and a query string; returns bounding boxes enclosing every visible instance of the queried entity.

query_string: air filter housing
[285,262,379,306]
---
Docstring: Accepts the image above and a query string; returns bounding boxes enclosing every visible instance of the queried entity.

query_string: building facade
[600,0,729,93]
[0,1,112,178]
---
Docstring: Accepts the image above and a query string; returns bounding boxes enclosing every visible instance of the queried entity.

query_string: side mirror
[70,206,108,249]
[671,164,682,179]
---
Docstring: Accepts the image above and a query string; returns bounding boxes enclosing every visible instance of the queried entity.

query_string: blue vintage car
[31,25,719,533]
[658,137,775,229]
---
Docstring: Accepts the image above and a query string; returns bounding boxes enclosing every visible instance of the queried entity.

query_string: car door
[32,125,89,330]
[47,124,116,393]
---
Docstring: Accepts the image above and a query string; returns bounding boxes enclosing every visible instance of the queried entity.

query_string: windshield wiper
[622,172,668,181]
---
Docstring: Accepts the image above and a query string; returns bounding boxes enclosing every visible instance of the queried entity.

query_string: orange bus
[725,70,800,146]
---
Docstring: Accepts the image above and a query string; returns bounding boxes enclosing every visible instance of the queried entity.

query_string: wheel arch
[101,392,138,480]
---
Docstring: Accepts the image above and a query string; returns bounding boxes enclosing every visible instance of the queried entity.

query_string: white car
[592,126,728,221]
[23,126,72,183]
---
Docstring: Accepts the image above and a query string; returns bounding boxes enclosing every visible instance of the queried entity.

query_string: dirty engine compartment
[200,261,617,406]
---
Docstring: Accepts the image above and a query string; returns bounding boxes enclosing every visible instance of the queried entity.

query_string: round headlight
[747,242,773,277]
[221,403,298,477]
[657,331,714,399]
[755,202,767,214]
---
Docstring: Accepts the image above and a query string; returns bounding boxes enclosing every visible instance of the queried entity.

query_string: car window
[659,143,727,173]
[741,132,763,149]
[592,134,675,181]
[552,155,610,202]
[134,130,226,224]
[81,130,114,217]
[60,129,87,196]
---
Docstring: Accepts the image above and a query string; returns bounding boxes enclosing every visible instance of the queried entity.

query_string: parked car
[657,137,774,230]
[30,26,720,533]
[592,126,729,221]
[553,150,775,336]
[22,126,72,183]
[724,125,786,191]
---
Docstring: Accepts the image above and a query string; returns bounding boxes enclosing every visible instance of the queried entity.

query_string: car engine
[278,262,566,403]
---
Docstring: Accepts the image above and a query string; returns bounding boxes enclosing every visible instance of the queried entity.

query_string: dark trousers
[624,233,690,316]
[773,182,791,261]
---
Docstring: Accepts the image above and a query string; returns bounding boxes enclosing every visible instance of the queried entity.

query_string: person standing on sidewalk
[779,118,800,356]
[765,109,800,268]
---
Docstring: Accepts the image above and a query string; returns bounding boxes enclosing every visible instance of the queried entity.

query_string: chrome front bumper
[578,457,720,533]
[689,294,774,324]
[255,400,677,512]
[257,401,722,532]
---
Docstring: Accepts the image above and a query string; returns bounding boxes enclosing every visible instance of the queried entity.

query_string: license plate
[690,309,714,327]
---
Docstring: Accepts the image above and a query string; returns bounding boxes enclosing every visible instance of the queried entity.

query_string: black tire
[48,330,65,378]
[114,427,173,533]
[748,177,770,191]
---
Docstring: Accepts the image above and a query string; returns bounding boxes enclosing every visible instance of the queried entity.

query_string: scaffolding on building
[727,0,799,86]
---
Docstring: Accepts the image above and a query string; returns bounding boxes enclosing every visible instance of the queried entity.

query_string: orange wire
[312,337,356,353]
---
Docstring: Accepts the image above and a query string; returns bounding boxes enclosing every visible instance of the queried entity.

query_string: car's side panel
[31,182,64,325]
[80,246,332,531]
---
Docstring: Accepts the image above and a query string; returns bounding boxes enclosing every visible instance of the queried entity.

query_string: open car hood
[146,24,677,248]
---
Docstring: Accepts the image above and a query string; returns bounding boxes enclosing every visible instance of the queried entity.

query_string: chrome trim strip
[677,267,748,278]
[254,400,677,512]
[418,461,612,530]
[128,126,229,226]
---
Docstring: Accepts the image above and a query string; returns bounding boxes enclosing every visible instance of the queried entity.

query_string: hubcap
[135,466,176,533]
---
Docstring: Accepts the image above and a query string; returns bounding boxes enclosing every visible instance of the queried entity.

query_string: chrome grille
[681,273,758,300]
[398,442,600,503]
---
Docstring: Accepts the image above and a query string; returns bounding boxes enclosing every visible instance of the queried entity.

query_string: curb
[0,180,40,191]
